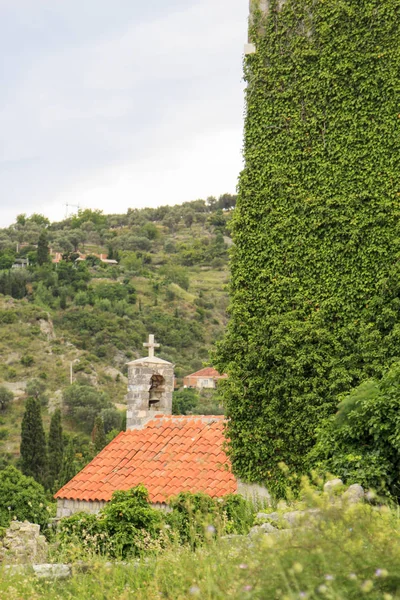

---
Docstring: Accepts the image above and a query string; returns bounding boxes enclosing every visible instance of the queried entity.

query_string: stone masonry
[126,335,174,430]
[0,521,47,564]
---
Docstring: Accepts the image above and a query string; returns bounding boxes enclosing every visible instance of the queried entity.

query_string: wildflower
[206,525,216,534]
[293,562,303,574]
[317,584,327,594]
[375,569,388,578]
[325,575,334,581]
[239,564,248,569]
[360,580,374,593]
[348,573,357,580]
[189,586,201,596]
[243,585,253,592]
[299,593,308,599]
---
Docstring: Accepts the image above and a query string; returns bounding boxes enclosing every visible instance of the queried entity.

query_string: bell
[149,389,160,405]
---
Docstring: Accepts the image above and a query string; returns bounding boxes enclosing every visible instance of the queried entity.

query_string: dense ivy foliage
[216,0,400,495]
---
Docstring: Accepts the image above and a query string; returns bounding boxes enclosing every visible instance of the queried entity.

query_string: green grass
[1,500,400,599]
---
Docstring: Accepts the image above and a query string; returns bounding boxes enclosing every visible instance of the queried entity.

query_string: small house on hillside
[55,336,268,517]
[12,258,29,269]
[183,367,227,390]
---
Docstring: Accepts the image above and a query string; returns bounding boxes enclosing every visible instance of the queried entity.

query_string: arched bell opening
[148,374,165,410]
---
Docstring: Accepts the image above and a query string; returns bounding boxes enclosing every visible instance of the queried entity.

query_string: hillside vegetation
[0,195,235,466]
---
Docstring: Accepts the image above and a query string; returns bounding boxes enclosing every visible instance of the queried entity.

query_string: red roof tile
[55,416,237,504]
[184,368,228,379]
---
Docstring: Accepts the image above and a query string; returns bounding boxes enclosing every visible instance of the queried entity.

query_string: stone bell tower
[126,335,174,430]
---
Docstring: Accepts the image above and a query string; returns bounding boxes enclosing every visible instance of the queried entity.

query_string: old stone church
[55,336,265,518]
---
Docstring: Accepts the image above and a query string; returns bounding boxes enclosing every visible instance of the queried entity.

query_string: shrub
[0,386,13,411]
[21,355,34,367]
[0,466,51,530]
[166,492,254,548]
[0,310,17,324]
[160,264,190,291]
[59,486,165,558]
[310,363,400,498]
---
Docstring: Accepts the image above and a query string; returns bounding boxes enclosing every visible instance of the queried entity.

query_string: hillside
[0,195,235,466]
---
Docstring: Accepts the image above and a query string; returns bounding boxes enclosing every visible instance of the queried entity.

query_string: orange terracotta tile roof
[185,367,227,379]
[55,416,236,504]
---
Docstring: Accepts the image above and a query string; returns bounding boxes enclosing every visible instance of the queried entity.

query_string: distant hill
[0,195,235,466]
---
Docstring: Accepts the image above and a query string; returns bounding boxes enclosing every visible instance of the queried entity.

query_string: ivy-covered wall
[216,0,400,496]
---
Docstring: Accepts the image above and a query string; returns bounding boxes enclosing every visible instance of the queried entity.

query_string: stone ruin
[0,521,48,564]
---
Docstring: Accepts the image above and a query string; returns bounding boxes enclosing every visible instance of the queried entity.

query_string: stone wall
[0,521,47,564]
[56,498,170,518]
[56,498,106,519]
[237,481,271,504]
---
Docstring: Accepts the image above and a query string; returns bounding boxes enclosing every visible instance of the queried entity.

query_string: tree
[0,250,15,270]
[0,466,50,530]
[172,389,199,415]
[48,409,63,490]
[37,231,50,265]
[28,213,50,228]
[215,0,400,496]
[0,386,13,411]
[92,415,107,454]
[59,439,79,488]
[20,397,47,486]
[183,209,195,229]
[26,378,47,401]
[63,383,111,434]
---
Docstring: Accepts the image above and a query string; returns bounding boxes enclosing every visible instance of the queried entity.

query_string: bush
[160,264,190,291]
[0,466,51,530]
[59,486,165,558]
[166,492,254,548]
[0,310,17,324]
[310,362,400,499]
[0,386,13,411]
[21,355,34,367]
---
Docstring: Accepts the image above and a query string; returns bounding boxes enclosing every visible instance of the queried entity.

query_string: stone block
[324,479,344,494]
[33,564,71,579]
[343,484,364,504]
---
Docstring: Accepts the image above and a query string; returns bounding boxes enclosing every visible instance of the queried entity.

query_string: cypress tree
[92,416,107,454]
[216,0,400,496]
[59,440,77,488]
[20,397,47,486]
[48,409,63,490]
[37,231,50,265]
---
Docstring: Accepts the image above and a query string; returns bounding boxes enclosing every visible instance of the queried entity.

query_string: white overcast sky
[0,0,248,227]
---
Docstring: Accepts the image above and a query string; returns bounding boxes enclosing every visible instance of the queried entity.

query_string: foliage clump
[0,466,50,530]
[215,0,400,496]
[311,362,400,498]
[58,486,254,559]
[166,491,255,548]
[59,486,166,558]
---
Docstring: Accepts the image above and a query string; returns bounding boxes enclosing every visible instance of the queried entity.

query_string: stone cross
[143,334,160,359]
